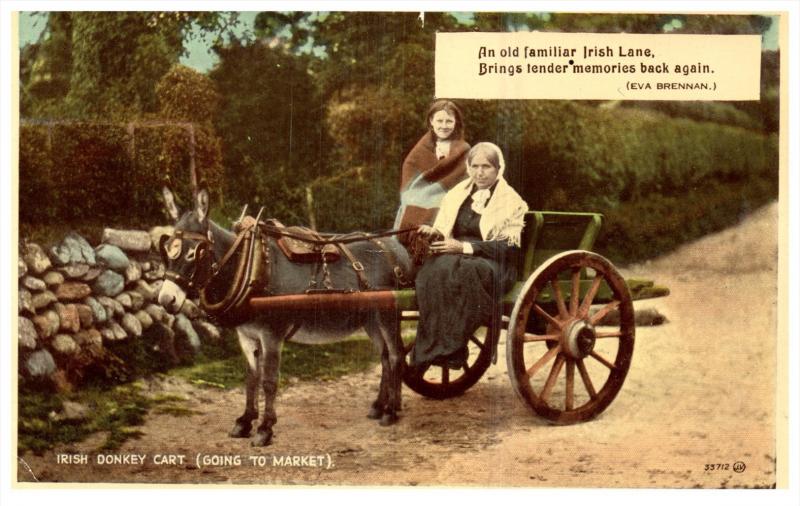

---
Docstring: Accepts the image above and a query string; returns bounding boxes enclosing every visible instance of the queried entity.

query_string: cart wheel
[403,319,498,399]
[506,250,634,423]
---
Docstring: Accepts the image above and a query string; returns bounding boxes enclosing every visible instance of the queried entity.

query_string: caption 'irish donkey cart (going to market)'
[158,189,668,446]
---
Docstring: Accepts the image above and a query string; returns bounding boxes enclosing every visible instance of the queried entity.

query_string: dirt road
[17,202,779,487]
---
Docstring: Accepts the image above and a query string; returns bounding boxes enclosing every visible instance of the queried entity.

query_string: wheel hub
[562,319,596,359]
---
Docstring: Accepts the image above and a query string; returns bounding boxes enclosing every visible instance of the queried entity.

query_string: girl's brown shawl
[394,133,469,244]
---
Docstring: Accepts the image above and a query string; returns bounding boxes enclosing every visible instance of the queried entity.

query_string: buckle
[352,261,365,272]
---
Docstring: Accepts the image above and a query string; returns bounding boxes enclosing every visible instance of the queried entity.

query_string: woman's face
[469,152,499,190]
[429,110,457,140]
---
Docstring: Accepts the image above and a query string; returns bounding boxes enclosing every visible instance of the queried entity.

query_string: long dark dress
[411,187,520,369]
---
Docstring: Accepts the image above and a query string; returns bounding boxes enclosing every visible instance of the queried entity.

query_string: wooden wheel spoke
[441,366,449,385]
[589,350,617,370]
[540,355,565,403]
[550,280,569,319]
[596,330,623,338]
[569,269,581,316]
[590,300,620,325]
[525,344,561,379]
[578,274,604,318]
[576,359,597,399]
[523,333,560,343]
[469,334,487,351]
[534,304,562,330]
[565,360,575,410]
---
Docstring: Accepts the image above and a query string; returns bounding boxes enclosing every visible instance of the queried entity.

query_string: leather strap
[368,238,410,288]
[334,241,371,291]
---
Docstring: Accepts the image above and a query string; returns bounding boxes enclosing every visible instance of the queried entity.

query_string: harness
[161,220,414,324]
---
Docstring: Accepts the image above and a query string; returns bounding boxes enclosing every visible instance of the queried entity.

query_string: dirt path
[18,203,779,487]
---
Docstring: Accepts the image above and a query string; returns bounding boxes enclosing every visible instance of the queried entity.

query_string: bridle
[159,229,218,292]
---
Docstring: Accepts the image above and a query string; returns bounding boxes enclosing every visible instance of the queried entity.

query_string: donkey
[157,188,411,446]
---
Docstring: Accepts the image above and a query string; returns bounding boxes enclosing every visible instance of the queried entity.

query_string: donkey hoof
[379,412,399,427]
[251,430,273,447]
[229,423,251,438]
[367,405,383,420]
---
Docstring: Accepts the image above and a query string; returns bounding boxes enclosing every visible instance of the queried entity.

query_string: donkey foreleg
[230,330,260,438]
[252,334,283,447]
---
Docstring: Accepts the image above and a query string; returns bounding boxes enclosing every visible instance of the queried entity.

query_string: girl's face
[469,152,499,190]
[429,110,456,140]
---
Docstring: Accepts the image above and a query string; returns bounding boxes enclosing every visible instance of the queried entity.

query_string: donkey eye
[185,247,196,261]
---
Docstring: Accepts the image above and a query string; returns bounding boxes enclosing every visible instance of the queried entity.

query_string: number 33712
[704,463,730,471]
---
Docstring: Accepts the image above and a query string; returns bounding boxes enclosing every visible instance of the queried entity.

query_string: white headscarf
[433,142,529,246]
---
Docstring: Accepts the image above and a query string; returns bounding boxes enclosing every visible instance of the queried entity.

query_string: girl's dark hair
[426,99,464,140]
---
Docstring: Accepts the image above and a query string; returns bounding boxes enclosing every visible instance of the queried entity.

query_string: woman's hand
[417,225,438,237]
[430,238,463,254]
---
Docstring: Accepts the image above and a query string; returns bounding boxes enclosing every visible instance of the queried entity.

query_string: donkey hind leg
[230,329,260,438]
[365,310,404,426]
[252,330,285,447]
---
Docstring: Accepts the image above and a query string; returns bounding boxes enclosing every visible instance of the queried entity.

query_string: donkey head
[157,187,216,313]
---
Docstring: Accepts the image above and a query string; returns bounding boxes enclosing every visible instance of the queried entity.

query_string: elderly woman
[394,100,470,245]
[411,142,529,370]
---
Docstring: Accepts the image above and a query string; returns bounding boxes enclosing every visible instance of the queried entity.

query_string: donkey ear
[195,189,209,223]
[162,187,179,221]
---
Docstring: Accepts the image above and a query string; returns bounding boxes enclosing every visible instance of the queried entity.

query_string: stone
[95,244,130,271]
[99,326,115,343]
[21,275,46,292]
[52,334,79,355]
[19,289,34,316]
[162,313,176,329]
[84,297,108,324]
[59,263,90,279]
[31,290,57,310]
[110,321,128,340]
[194,320,221,342]
[149,225,174,251]
[43,271,65,286]
[50,401,90,422]
[102,228,153,253]
[22,242,51,274]
[55,303,80,333]
[134,310,154,330]
[18,317,38,350]
[141,261,152,272]
[75,328,103,348]
[133,280,157,301]
[81,266,103,282]
[125,261,142,284]
[180,299,203,319]
[33,310,60,339]
[75,303,93,328]
[97,295,124,317]
[143,321,178,366]
[93,270,125,297]
[121,313,143,337]
[174,313,201,350]
[25,350,56,377]
[150,279,164,295]
[19,258,28,278]
[128,291,144,311]
[49,232,96,266]
[144,303,167,324]
[144,262,165,281]
[115,292,133,309]
[54,282,92,302]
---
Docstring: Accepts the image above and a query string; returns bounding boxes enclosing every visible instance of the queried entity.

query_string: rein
[259,225,418,246]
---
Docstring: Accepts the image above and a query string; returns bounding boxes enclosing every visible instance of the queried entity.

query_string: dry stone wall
[18,227,222,390]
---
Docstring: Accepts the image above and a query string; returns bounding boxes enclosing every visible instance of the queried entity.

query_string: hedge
[19,121,222,225]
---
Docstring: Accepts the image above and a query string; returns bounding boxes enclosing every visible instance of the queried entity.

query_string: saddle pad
[275,226,341,264]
